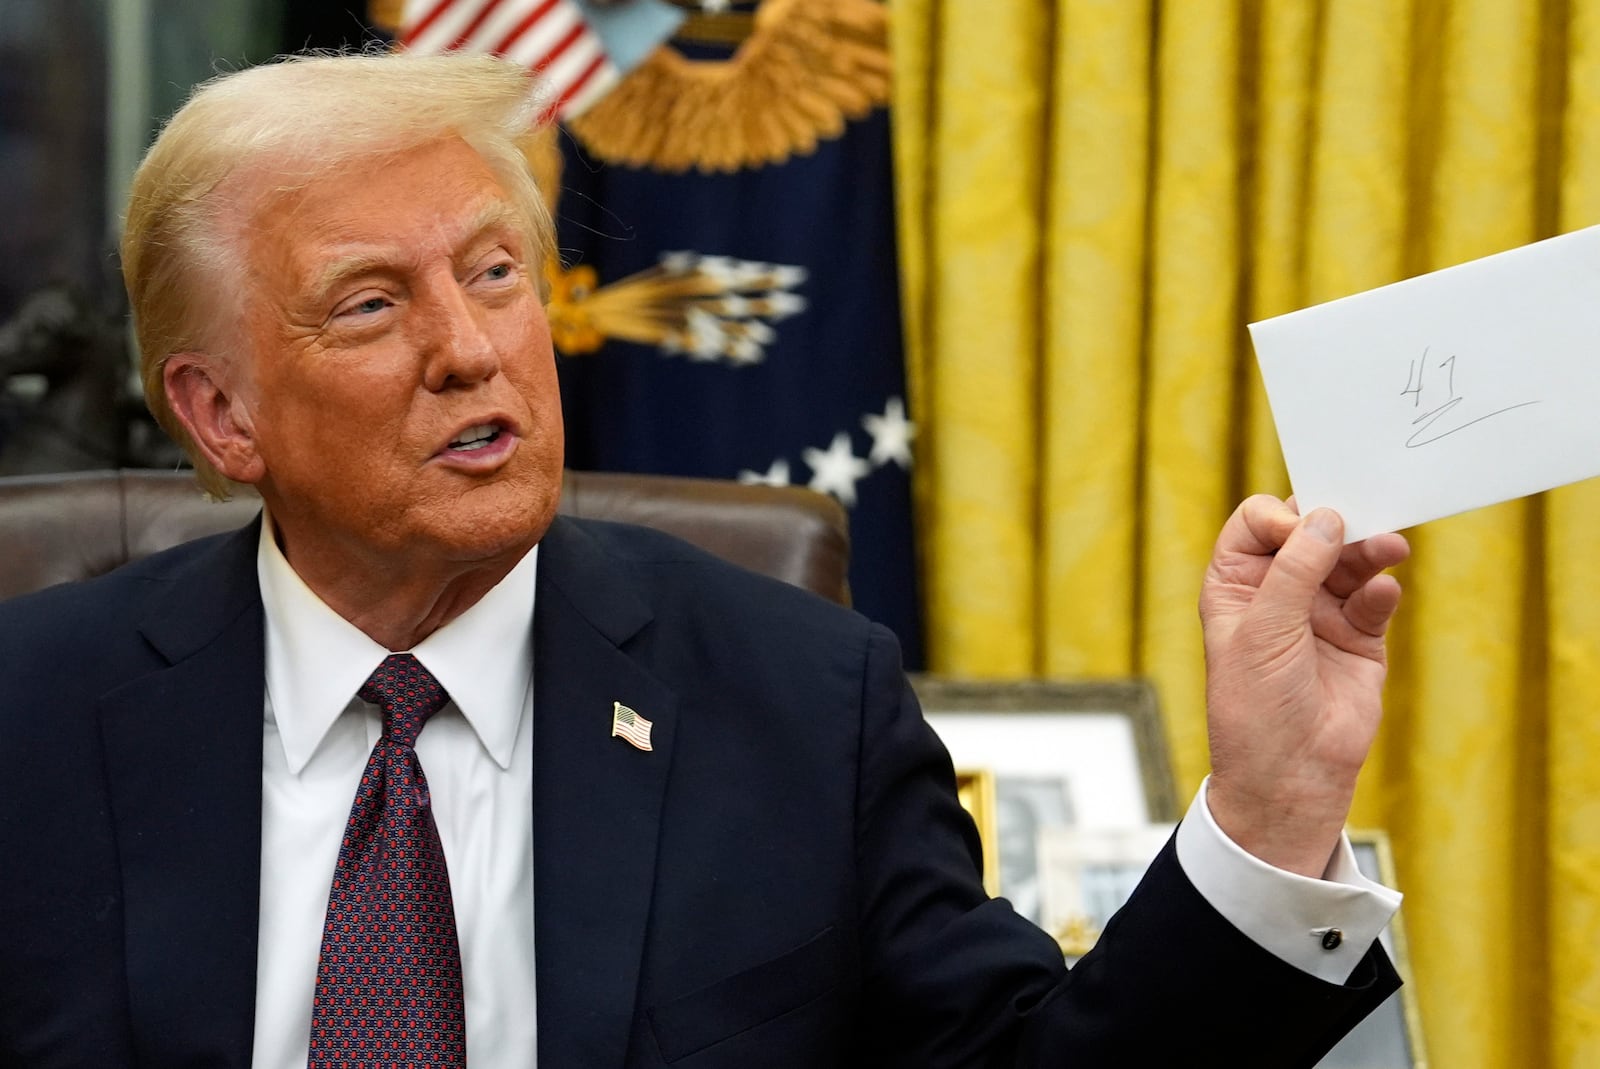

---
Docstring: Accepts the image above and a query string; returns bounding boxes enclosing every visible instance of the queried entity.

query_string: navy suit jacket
[0,514,1399,1067]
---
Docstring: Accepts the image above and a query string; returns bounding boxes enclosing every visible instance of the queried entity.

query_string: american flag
[400,0,619,121]
[610,701,653,751]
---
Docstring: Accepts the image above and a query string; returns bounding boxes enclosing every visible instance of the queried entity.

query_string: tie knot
[357,653,449,748]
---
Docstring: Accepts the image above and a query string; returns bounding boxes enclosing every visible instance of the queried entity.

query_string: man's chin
[264,471,559,571]
[426,495,557,565]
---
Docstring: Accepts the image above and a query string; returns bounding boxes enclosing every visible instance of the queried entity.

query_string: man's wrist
[1205,775,1353,879]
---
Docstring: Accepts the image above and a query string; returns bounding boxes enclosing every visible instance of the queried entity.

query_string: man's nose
[420,280,501,391]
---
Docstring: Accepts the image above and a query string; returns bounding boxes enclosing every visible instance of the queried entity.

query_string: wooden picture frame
[953,769,999,896]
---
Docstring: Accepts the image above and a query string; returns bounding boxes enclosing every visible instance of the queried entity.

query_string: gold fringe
[546,253,806,363]
[675,12,758,47]
[567,0,890,174]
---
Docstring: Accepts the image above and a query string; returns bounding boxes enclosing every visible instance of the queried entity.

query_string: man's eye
[345,297,388,316]
[483,263,513,281]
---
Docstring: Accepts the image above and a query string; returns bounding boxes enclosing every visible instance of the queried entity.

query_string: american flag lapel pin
[611,701,654,751]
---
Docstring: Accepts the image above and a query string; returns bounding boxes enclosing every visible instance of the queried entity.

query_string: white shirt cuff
[1173,776,1402,985]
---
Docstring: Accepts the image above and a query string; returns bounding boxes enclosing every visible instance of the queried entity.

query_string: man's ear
[163,353,267,485]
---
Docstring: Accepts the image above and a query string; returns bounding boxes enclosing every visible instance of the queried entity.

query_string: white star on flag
[738,459,791,487]
[804,431,872,507]
[862,396,915,469]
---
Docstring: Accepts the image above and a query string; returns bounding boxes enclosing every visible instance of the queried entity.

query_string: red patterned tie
[308,654,466,1067]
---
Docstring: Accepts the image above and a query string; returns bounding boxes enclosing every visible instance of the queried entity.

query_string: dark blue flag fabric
[547,1,922,665]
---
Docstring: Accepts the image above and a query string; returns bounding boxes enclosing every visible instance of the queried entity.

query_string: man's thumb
[1254,508,1343,623]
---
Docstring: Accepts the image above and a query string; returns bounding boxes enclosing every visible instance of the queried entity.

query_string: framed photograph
[914,677,1177,932]
[1034,824,1175,955]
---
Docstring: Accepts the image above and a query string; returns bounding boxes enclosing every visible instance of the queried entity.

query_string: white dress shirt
[1178,779,1401,983]
[252,518,538,1069]
[248,516,1398,1066]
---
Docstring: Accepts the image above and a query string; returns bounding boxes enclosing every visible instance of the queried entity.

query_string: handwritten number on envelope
[1401,347,1540,449]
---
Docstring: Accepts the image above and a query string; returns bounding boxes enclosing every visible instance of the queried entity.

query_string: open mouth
[447,423,503,452]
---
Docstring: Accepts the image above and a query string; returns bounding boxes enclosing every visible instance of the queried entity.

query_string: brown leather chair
[0,469,850,605]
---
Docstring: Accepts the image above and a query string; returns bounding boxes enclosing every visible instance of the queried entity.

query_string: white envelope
[1249,224,1600,542]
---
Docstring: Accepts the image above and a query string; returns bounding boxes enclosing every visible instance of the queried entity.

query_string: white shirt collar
[257,513,538,775]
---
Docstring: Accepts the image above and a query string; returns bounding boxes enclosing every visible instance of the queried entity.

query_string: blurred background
[7,1,1600,1065]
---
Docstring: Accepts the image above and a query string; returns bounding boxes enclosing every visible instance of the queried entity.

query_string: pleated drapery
[894,1,1600,1065]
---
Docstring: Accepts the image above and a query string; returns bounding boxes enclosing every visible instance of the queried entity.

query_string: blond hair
[121,50,555,497]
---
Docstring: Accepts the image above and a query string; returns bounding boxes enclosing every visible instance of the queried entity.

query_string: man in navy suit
[0,52,1413,1066]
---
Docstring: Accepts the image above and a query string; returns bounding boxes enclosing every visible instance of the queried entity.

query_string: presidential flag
[548,0,922,665]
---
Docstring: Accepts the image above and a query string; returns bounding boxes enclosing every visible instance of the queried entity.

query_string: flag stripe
[556,60,619,120]
[401,0,461,46]
[541,52,611,122]
[455,0,541,55]
[447,0,511,51]
[401,0,616,124]
[491,0,563,56]
[530,17,586,74]
[612,723,652,749]
[500,4,579,68]
[404,0,484,52]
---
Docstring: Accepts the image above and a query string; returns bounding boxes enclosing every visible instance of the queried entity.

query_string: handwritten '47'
[1401,347,1539,448]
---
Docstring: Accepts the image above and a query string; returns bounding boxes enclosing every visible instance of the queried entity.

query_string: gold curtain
[893,1,1600,1064]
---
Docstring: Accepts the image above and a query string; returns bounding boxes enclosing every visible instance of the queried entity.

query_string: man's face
[231,136,563,570]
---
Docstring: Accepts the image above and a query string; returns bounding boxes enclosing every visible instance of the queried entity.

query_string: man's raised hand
[1199,496,1410,878]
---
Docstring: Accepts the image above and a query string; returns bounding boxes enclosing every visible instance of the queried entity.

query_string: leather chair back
[0,469,850,605]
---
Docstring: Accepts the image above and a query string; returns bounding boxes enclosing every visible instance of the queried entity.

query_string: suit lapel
[98,520,265,1068]
[533,518,677,1068]
[94,513,678,1066]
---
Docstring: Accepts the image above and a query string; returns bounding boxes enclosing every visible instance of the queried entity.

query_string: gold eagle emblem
[568,0,889,173]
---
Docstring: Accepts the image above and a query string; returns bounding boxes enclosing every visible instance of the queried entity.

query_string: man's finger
[1219,494,1301,558]
[1324,532,1411,599]
[1342,574,1403,637]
